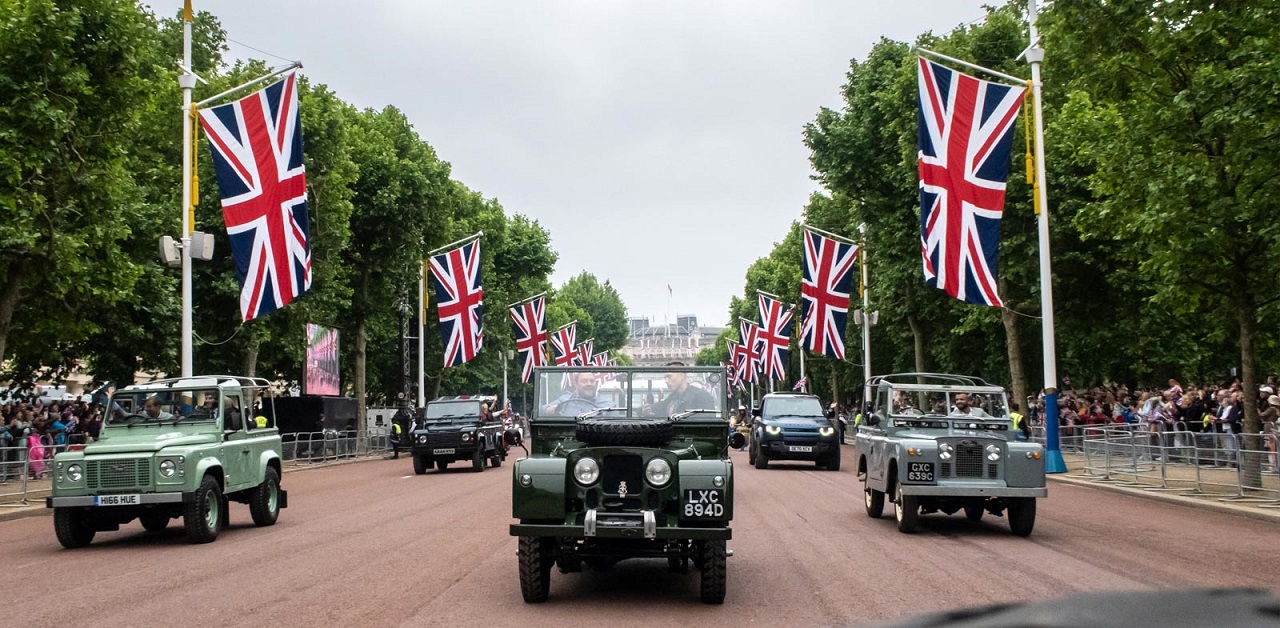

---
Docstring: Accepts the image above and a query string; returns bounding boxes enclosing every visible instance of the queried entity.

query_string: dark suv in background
[749,392,841,470]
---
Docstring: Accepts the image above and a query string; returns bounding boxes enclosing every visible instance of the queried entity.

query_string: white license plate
[94,494,140,506]
[789,446,814,453]
[433,448,455,455]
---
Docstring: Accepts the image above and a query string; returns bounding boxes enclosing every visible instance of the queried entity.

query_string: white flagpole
[179,1,195,378]
[1026,0,1065,473]
[800,350,806,392]
[417,260,426,408]
[859,223,871,387]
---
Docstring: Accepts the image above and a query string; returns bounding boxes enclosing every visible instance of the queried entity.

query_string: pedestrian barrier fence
[1031,422,1280,505]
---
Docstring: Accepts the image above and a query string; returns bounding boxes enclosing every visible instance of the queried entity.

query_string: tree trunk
[1000,290,1028,414]
[242,334,259,378]
[354,320,368,437]
[1233,279,1262,488]
[907,314,928,375]
[0,258,29,367]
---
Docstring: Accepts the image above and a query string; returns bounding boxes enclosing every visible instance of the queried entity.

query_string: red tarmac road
[3,446,1278,627]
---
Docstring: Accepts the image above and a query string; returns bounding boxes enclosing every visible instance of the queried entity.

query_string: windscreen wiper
[576,407,628,420]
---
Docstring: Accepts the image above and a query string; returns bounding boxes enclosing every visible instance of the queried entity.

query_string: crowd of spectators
[1,396,104,483]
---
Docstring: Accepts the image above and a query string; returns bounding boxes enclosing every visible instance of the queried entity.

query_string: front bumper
[47,488,289,509]
[763,440,837,460]
[899,485,1047,498]
[511,509,731,540]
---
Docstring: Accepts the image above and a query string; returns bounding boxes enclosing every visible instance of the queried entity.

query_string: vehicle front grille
[954,443,984,478]
[987,463,999,479]
[87,458,150,490]
[428,431,461,448]
[601,455,643,499]
[781,427,819,442]
[941,462,952,477]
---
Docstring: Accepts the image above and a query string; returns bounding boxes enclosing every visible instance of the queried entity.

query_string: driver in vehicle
[143,396,174,421]
[544,372,612,416]
[648,364,716,416]
[950,392,989,417]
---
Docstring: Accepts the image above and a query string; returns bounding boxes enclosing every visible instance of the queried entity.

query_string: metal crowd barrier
[1032,421,1280,503]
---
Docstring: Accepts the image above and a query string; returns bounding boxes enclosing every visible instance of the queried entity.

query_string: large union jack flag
[757,292,794,382]
[918,57,1026,307]
[724,343,746,392]
[549,323,576,367]
[428,237,484,367]
[738,319,764,385]
[800,228,858,360]
[199,71,311,321]
[509,296,548,383]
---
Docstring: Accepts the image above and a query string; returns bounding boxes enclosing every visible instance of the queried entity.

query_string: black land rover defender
[411,396,506,474]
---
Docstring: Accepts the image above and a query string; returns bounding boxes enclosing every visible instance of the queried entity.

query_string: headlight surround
[819,426,835,437]
[461,431,474,442]
[939,443,954,460]
[986,444,1001,462]
[765,425,782,435]
[645,458,672,488]
[67,464,83,482]
[417,434,428,444]
[573,457,600,485]
[159,459,176,478]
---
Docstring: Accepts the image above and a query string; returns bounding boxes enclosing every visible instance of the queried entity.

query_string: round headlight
[67,464,83,482]
[712,475,725,488]
[159,460,176,477]
[519,474,533,487]
[819,426,835,437]
[986,444,1001,462]
[939,443,954,454]
[417,434,428,443]
[939,451,952,460]
[573,457,600,485]
[461,432,473,442]
[765,425,782,435]
[645,458,672,487]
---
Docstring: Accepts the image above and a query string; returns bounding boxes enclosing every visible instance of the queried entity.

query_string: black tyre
[754,446,769,469]
[964,504,985,522]
[436,460,448,471]
[249,467,281,527]
[184,474,223,544]
[1008,497,1036,537]
[827,445,841,471]
[894,481,919,534]
[413,454,428,475]
[472,448,485,472]
[575,418,674,447]
[490,451,502,468]
[518,536,555,603]
[747,440,757,466]
[54,508,95,549]
[139,512,169,533]
[699,540,727,604]
[864,484,885,518]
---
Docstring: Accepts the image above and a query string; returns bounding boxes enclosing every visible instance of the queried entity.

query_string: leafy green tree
[552,272,628,353]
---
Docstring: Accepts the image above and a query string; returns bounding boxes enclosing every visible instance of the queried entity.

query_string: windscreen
[763,396,825,419]
[106,388,220,426]
[535,369,724,418]
[889,389,1008,419]
[425,401,481,420]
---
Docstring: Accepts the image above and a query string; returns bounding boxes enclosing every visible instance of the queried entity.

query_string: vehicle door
[219,391,252,492]
[867,386,892,484]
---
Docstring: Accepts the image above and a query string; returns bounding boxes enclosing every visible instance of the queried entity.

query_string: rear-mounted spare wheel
[575,418,675,447]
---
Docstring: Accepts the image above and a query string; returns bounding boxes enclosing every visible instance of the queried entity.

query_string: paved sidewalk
[0,453,394,522]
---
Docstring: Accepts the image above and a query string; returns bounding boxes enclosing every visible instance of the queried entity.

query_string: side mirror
[504,429,522,446]
[865,415,881,427]
[751,407,761,417]
[728,432,747,450]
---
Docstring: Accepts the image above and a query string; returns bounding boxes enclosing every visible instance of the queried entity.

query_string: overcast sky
[148,0,992,329]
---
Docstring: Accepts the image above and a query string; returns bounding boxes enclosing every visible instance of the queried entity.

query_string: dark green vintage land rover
[509,365,744,604]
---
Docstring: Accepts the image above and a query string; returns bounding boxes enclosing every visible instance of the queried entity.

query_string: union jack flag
[575,339,594,367]
[549,323,576,366]
[509,296,548,383]
[198,72,311,321]
[917,57,1026,307]
[757,292,794,382]
[800,228,857,360]
[427,237,484,367]
[725,341,743,390]
[738,319,764,385]
[792,376,807,392]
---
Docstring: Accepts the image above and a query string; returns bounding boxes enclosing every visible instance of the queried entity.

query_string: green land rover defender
[46,376,287,547]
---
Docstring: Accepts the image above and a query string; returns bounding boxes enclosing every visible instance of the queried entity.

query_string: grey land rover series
[855,373,1045,536]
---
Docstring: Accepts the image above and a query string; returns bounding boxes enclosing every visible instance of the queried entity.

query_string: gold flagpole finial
[183,0,193,22]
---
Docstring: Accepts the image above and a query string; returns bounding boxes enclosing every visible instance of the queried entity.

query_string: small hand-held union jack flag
[199,72,312,321]
[917,56,1026,307]
[757,292,794,382]
[509,295,548,383]
[549,322,577,367]
[428,237,485,367]
[800,227,858,360]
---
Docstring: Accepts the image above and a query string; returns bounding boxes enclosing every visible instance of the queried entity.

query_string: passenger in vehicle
[950,392,989,417]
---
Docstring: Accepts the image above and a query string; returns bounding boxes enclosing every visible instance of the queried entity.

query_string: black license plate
[682,489,726,519]
[907,462,934,482]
